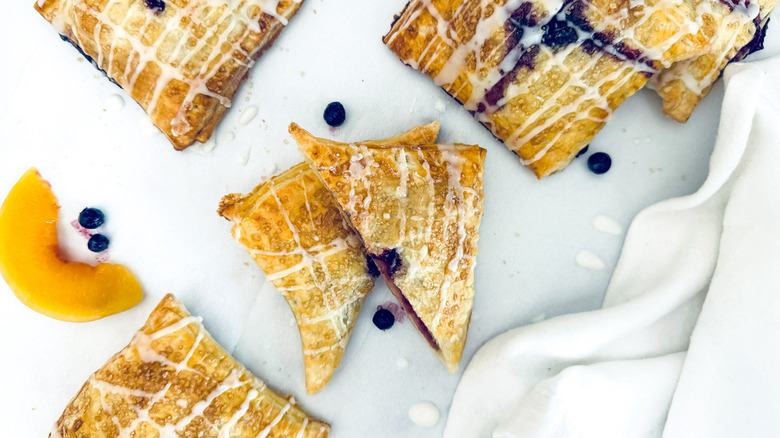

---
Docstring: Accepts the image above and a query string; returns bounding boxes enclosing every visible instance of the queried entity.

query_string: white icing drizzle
[44,0,298,140]
[408,401,440,427]
[48,312,310,437]
[240,104,260,125]
[388,0,727,165]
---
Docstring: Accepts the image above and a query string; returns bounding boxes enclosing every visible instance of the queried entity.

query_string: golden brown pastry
[218,122,440,393]
[384,0,714,177]
[290,123,485,372]
[50,294,330,438]
[651,0,777,122]
[34,0,304,149]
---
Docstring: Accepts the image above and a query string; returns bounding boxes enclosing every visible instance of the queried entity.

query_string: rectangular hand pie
[384,0,719,177]
[218,122,440,393]
[50,294,329,438]
[291,123,486,372]
[34,0,303,149]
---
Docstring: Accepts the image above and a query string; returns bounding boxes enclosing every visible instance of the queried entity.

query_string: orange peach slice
[0,168,142,322]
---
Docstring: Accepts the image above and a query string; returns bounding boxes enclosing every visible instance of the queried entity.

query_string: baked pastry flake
[290,123,485,372]
[50,294,330,438]
[218,122,440,393]
[650,0,777,122]
[34,0,304,149]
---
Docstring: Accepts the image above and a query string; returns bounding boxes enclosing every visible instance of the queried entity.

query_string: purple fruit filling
[733,17,770,63]
[371,251,440,351]
[366,257,381,278]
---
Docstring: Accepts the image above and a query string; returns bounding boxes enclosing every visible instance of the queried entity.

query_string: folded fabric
[444,54,780,438]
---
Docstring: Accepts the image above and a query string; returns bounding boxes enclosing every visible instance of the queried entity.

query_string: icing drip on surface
[41,0,298,141]
[408,401,440,427]
[593,214,624,235]
[576,249,606,270]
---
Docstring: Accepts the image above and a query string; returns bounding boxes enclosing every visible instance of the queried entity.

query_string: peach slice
[0,168,142,322]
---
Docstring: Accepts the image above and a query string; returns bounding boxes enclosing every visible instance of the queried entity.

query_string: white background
[0,0,777,436]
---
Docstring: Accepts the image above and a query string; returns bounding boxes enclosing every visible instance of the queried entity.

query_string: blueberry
[144,0,165,14]
[587,152,612,174]
[575,145,589,158]
[78,208,105,229]
[323,102,346,127]
[87,234,110,253]
[373,308,395,330]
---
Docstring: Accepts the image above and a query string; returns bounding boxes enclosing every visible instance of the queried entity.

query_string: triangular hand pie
[218,122,440,393]
[290,123,486,372]
[51,294,330,438]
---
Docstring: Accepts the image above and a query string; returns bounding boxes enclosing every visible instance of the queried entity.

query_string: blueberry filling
[323,102,346,127]
[87,234,110,253]
[576,145,589,158]
[58,35,122,89]
[375,248,402,277]
[587,152,611,174]
[78,208,105,229]
[144,0,165,14]
[373,308,395,330]
[370,252,440,351]
[541,17,579,50]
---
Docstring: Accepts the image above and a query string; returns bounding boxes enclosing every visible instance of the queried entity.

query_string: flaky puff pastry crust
[384,0,712,177]
[290,123,485,372]
[34,0,303,149]
[650,0,777,122]
[218,122,441,393]
[50,294,330,438]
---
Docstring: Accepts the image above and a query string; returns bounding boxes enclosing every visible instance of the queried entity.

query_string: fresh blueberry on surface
[323,102,346,127]
[588,152,612,174]
[78,208,105,229]
[373,308,395,330]
[87,234,110,253]
[576,145,589,158]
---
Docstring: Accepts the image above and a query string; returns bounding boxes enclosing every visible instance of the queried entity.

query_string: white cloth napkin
[443,55,780,438]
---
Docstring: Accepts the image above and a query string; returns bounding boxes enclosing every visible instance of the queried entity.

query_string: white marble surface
[0,1,776,437]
